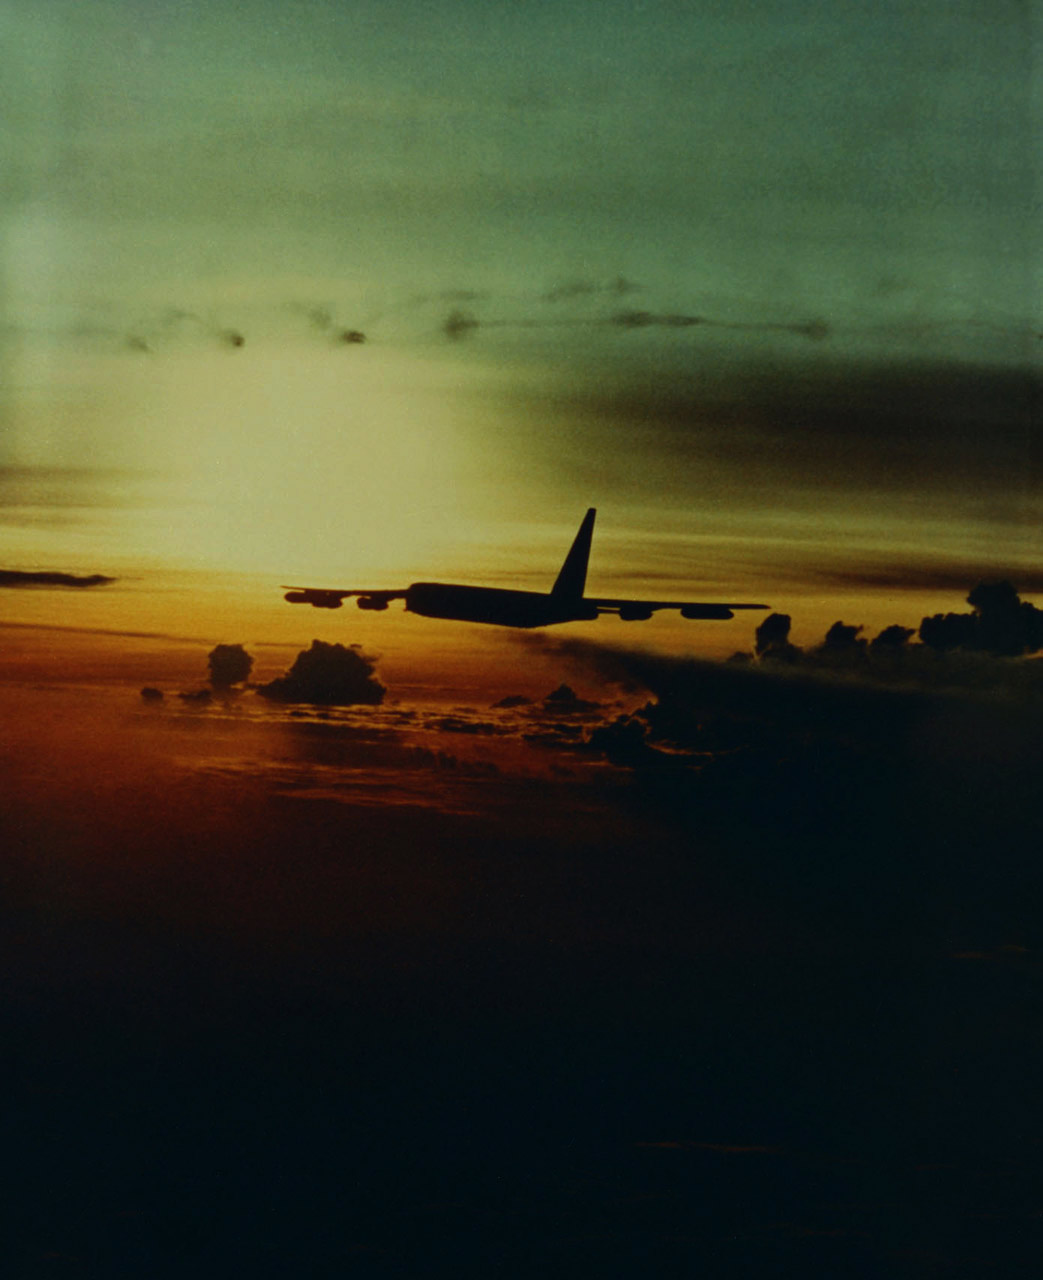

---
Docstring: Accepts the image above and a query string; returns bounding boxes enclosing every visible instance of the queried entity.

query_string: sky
[4,8,1043,1266]
[1,0,1040,668]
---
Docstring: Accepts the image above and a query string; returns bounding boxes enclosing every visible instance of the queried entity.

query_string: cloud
[810,562,1043,592]
[542,277,640,303]
[442,309,481,340]
[610,310,829,340]
[0,620,237,644]
[257,640,386,706]
[530,632,1043,924]
[535,355,1041,498]
[755,612,796,659]
[0,570,115,589]
[429,716,499,735]
[531,628,1043,765]
[287,302,367,345]
[817,622,867,660]
[920,581,1043,657]
[870,624,916,650]
[207,644,253,690]
[541,683,603,715]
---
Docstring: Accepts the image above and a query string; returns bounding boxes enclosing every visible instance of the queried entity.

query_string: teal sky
[1,0,1040,623]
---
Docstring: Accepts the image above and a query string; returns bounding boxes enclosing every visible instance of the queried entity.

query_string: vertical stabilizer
[551,508,596,599]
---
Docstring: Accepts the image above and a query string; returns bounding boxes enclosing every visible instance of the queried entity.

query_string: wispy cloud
[0,570,115,589]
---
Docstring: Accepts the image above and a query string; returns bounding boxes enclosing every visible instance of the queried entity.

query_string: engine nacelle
[618,604,654,621]
[357,596,389,611]
[680,605,734,620]
[284,590,343,609]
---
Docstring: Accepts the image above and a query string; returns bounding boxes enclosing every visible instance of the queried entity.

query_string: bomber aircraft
[282,508,768,628]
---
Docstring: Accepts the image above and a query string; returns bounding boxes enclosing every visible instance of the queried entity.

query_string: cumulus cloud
[870,624,916,650]
[207,644,254,690]
[257,640,386,706]
[754,613,802,664]
[530,612,1043,775]
[526,630,1043,921]
[820,622,865,652]
[920,581,1043,657]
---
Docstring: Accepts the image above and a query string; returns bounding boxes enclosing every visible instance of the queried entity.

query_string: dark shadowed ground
[2,679,1042,1278]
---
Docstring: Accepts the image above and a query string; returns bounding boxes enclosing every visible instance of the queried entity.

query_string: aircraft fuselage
[405,583,599,628]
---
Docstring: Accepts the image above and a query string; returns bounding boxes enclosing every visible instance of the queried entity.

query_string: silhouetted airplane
[283,509,768,628]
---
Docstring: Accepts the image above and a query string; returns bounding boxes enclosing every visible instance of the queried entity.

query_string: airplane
[282,508,768,629]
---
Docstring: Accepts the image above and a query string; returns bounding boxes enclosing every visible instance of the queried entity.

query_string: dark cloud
[548,355,1041,496]
[156,308,246,351]
[257,640,386,706]
[920,581,1043,657]
[809,562,1043,592]
[439,299,830,349]
[46,306,249,355]
[522,723,587,749]
[0,620,242,644]
[587,714,670,769]
[207,644,253,690]
[609,310,829,340]
[429,716,499,735]
[443,308,480,340]
[287,303,366,345]
[178,688,212,704]
[534,632,1043,923]
[754,612,793,657]
[541,683,602,715]
[0,570,115,589]
[533,627,1043,754]
[818,621,866,652]
[870,624,915,650]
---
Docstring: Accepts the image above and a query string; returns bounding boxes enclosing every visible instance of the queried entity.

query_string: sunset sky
[5,8,1043,1270]
[2,0,1040,673]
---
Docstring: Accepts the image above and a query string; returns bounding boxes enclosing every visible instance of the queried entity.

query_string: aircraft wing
[281,586,407,611]
[585,597,770,621]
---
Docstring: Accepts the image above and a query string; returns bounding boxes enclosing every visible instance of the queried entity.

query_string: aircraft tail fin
[551,508,596,600]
